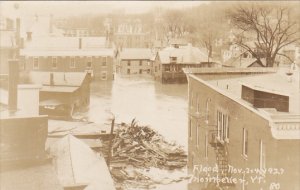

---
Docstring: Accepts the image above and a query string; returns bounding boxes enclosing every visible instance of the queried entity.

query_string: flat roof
[187,66,300,140]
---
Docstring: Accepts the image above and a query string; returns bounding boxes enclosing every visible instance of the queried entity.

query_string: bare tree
[228,3,300,67]
[162,9,191,41]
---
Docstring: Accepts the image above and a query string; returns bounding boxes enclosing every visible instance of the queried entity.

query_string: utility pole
[107,113,115,167]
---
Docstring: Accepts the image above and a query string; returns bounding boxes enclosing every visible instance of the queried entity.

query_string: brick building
[184,68,300,190]
[20,36,115,81]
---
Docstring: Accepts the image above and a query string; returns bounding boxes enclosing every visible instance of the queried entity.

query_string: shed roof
[120,48,153,60]
[48,135,116,190]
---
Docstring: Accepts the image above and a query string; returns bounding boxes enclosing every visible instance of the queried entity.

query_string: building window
[33,57,39,69]
[139,69,142,74]
[165,65,170,72]
[196,123,199,147]
[127,69,130,74]
[52,57,57,69]
[101,71,107,80]
[102,57,107,66]
[127,60,131,66]
[242,128,248,157]
[205,132,208,159]
[189,119,192,138]
[205,99,210,124]
[259,140,266,170]
[190,91,194,107]
[196,94,200,113]
[70,57,75,68]
[217,110,229,142]
[155,66,157,72]
[87,57,92,68]
[139,60,142,66]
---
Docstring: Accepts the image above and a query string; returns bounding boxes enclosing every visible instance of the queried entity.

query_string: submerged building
[184,67,300,190]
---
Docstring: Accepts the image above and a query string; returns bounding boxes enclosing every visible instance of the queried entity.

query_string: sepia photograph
[0,1,299,190]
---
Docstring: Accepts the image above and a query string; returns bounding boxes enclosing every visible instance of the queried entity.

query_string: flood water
[87,74,189,149]
[87,74,189,190]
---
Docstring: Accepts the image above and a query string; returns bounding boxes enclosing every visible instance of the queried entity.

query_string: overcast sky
[0,1,207,18]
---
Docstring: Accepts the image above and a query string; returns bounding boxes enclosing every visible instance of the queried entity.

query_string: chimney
[26,32,32,41]
[8,60,19,112]
[16,18,21,58]
[20,38,24,49]
[50,73,54,86]
[16,18,20,46]
[79,38,82,49]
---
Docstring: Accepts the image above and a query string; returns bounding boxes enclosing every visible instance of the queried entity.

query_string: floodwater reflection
[87,74,188,149]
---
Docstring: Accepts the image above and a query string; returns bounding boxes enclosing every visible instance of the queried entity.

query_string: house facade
[152,45,218,83]
[20,37,115,81]
[185,68,300,190]
[118,48,153,75]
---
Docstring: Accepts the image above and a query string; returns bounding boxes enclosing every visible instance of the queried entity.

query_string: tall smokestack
[8,60,19,112]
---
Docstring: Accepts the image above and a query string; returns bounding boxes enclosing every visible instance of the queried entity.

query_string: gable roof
[158,45,209,64]
[120,48,153,60]
[223,57,266,68]
[29,71,88,87]
[48,135,116,190]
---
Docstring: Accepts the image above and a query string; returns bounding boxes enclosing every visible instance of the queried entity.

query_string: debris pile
[110,119,187,170]
[108,119,188,190]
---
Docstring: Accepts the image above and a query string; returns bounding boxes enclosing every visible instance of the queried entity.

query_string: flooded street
[87,74,188,149]
[87,74,189,190]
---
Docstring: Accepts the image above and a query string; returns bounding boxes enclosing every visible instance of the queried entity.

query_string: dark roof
[0,162,63,190]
